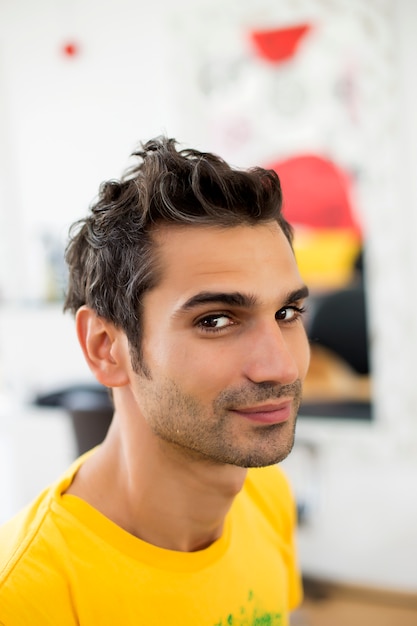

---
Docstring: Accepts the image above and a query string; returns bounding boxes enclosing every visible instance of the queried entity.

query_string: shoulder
[0,487,52,580]
[0,487,65,622]
[0,453,93,619]
[0,453,89,578]
[245,464,294,505]
[243,464,297,533]
[246,463,292,491]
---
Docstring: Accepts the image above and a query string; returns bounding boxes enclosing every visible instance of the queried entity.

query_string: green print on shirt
[214,590,283,626]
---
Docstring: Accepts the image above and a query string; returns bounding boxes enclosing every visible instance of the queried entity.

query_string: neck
[66,412,248,552]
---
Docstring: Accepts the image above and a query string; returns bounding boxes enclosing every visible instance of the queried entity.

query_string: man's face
[130,221,310,468]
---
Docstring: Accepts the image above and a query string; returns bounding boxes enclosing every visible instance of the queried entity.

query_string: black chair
[34,384,113,456]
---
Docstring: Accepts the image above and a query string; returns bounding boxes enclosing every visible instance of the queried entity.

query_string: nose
[243,320,303,386]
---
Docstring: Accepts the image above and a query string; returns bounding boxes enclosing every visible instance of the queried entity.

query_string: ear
[75,306,130,388]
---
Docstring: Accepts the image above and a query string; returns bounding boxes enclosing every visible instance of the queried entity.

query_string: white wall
[0,0,182,303]
[292,0,417,586]
[1,0,417,592]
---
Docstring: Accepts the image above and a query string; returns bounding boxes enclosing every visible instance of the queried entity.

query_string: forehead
[150,222,303,302]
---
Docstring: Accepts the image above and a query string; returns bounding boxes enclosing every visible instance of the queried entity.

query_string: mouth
[229,400,294,425]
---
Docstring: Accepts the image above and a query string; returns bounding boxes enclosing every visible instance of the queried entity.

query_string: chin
[235,423,296,468]
[226,440,296,469]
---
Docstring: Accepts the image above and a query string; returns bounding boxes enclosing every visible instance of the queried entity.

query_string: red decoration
[62,42,79,57]
[250,24,311,63]
[269,154,361,233]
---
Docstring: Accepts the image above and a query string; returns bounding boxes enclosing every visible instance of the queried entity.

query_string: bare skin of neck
[65,408,247,553]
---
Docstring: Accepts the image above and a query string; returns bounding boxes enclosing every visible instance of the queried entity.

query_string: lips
[230,400,293,424]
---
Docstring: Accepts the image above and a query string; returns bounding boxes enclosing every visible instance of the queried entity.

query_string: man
[0,137,310,625]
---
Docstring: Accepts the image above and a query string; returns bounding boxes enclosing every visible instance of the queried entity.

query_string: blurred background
[1,0,417,622]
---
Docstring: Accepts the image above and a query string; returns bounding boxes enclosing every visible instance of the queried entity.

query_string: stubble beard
[212,380,302,467]
[139,374,303,469]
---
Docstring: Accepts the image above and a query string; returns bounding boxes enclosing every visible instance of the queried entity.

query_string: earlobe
[75,306,130,387]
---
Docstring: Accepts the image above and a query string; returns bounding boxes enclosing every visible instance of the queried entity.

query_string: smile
[230,400,293,425]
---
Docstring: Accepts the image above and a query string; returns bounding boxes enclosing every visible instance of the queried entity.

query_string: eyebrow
[283,285,310,305]
[179,285,309,312]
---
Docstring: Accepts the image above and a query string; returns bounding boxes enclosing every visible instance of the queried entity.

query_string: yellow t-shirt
[0,453,302,625]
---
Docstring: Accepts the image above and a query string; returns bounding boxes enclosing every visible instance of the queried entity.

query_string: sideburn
[129,337,153,379]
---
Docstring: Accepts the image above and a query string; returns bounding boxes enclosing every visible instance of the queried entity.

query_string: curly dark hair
[64,136,292,369]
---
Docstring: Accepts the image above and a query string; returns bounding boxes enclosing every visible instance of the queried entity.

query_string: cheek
[163,341,239,395]
[295,330,311,380]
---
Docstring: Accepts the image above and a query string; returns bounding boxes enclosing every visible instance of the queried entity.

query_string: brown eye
[275,306,305,322]
[197,314,235,331]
